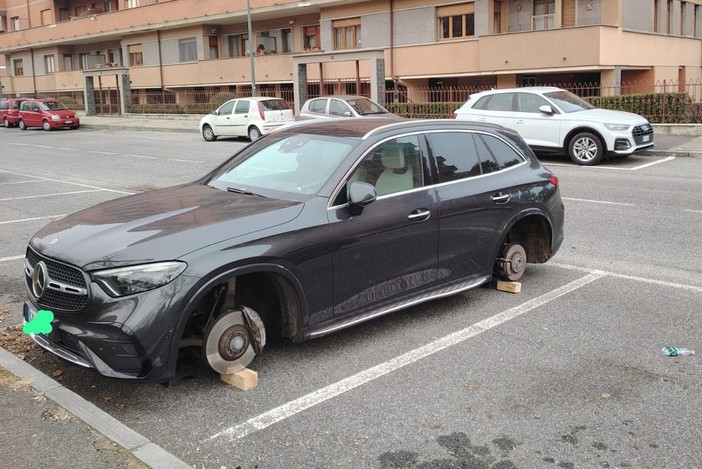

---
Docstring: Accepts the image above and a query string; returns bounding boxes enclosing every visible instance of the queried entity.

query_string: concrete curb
[639,149,702,157]
[0,347,191,469]
[80,123,199,133]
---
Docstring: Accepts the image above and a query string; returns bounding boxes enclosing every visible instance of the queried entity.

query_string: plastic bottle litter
[661,347,695,357]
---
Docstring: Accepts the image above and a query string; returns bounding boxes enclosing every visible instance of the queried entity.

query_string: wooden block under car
[496,280,522,294]
[220,368,259,390]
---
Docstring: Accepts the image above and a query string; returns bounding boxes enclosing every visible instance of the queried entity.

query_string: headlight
[92,261,187,297]
[51,115,60,120]
[604,123,630,131]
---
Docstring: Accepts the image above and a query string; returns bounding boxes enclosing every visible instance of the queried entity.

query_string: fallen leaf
[52,369,64,380]
[600,392,611,399]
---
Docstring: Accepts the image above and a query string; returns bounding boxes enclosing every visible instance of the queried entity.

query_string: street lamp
[246,0,256,96]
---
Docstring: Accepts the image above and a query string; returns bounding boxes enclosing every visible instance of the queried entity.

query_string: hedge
[584,92,693,123]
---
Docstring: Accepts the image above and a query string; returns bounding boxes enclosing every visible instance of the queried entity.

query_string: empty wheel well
[502,215,553,264]
[179,271,302,348]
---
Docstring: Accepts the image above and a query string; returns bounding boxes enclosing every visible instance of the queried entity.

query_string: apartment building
[1,0,701,114]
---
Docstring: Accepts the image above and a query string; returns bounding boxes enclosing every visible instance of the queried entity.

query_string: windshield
[207,133,357,198]
[543,90,594,113]
[347,98,389,116]
[40,101,69,111]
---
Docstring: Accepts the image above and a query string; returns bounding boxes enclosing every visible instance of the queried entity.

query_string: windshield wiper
[227,186,263,197]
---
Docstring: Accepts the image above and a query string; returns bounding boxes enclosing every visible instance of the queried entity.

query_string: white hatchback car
[200,97,294,142]
[452,87,654,165]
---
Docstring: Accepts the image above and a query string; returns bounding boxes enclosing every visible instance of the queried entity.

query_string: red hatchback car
[0,97,28,128]
[18,99,80,131]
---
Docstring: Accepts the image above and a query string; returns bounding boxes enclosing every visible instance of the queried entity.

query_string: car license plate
[65,120,73,124]
[643,135,650,142]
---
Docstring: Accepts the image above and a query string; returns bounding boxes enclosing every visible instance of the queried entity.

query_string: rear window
[308,99,327,113]
[260,99,291,111]
[12,100,23,110]
[0,100,7,110]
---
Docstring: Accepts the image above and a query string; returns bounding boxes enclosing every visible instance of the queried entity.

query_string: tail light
[450,112,457,119]
[257,102,266,120]
[548,175,560,187]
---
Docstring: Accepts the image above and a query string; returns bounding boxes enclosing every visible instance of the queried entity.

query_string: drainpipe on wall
[25,0,32,27]
[30,48,37,96]
[157,30,164,89]
[390,0,396,91]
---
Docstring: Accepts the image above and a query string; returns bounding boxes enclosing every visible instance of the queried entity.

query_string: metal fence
[7,79,701,122]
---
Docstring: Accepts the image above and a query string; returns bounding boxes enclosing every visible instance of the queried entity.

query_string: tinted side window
[235,100,250,114]
[485,93,514,111]
[426,132,481,183]
[329,99,349,116]
[308,99,327,113]
[473,135,501,174]
[12,101,23,110]
[0,100,7,111]
[472,95,490,110]
[516,93,550,113]
[479,134,525,169]
[219,101,235,115]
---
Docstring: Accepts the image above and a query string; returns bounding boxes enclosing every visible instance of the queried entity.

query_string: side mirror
[539,105,555,115]
[348,182,377,216]
[344,111,353,117]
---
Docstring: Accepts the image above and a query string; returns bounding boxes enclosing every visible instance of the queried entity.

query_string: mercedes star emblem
[31,261,49,299]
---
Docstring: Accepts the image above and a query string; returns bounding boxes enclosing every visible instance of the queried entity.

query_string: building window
[304,25,320,50]
[44,55,56,73]
[227,34,247,57]
[333,18,361,50]
[78,53,89,70]
[41,9,52,26]
[14,59,24,76]
[104,0,115,12]
[209,36,219,59]
[179,38,198,62]
[63,54,74,71]
[437,4,475,39]
[11,16,21,31]
[127,0,139,8]
[281,28,292,53]
[533,0,555,30]
[128,44,143,66]
[59,9,70,21]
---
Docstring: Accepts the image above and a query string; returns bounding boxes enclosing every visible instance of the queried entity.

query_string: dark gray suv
[24,118,564,382]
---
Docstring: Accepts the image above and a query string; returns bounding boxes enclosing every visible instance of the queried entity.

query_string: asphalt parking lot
[1,127,701,468]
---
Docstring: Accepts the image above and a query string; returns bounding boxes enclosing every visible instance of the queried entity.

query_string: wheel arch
[563,126,608,154]
[498,210,555,265]
[166,262,306,374]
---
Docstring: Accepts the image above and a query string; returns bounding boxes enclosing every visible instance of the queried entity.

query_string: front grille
[25,247,89,312]
[632,124,653,145]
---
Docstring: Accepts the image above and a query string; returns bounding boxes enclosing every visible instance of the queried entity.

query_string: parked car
[0,97,28,128]
[452,86,654,166]
[18,99,80,131]
[297,95,395,120]
[23,118,564,382]
[200,97,294,142]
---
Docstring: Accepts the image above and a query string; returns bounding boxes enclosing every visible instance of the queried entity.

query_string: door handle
[515,119,524,124]
[491,193,511,204]
[408,209,431,222]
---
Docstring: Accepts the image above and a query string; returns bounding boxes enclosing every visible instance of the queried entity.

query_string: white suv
[452,87,654,165]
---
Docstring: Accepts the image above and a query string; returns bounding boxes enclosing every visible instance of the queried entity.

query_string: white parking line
[562,197,635,206]
[88,150,117,155]
[124,154,159,160]
[0,180,43,186]
[0,255,24,263]
[683,209,702,215]
[550,262,702,294]
[546,156,676,171]
[0,169,133,195]
[171,159,203,164]
[0,214,64,225]
[208,272,605,443]
[0,190,101,202]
